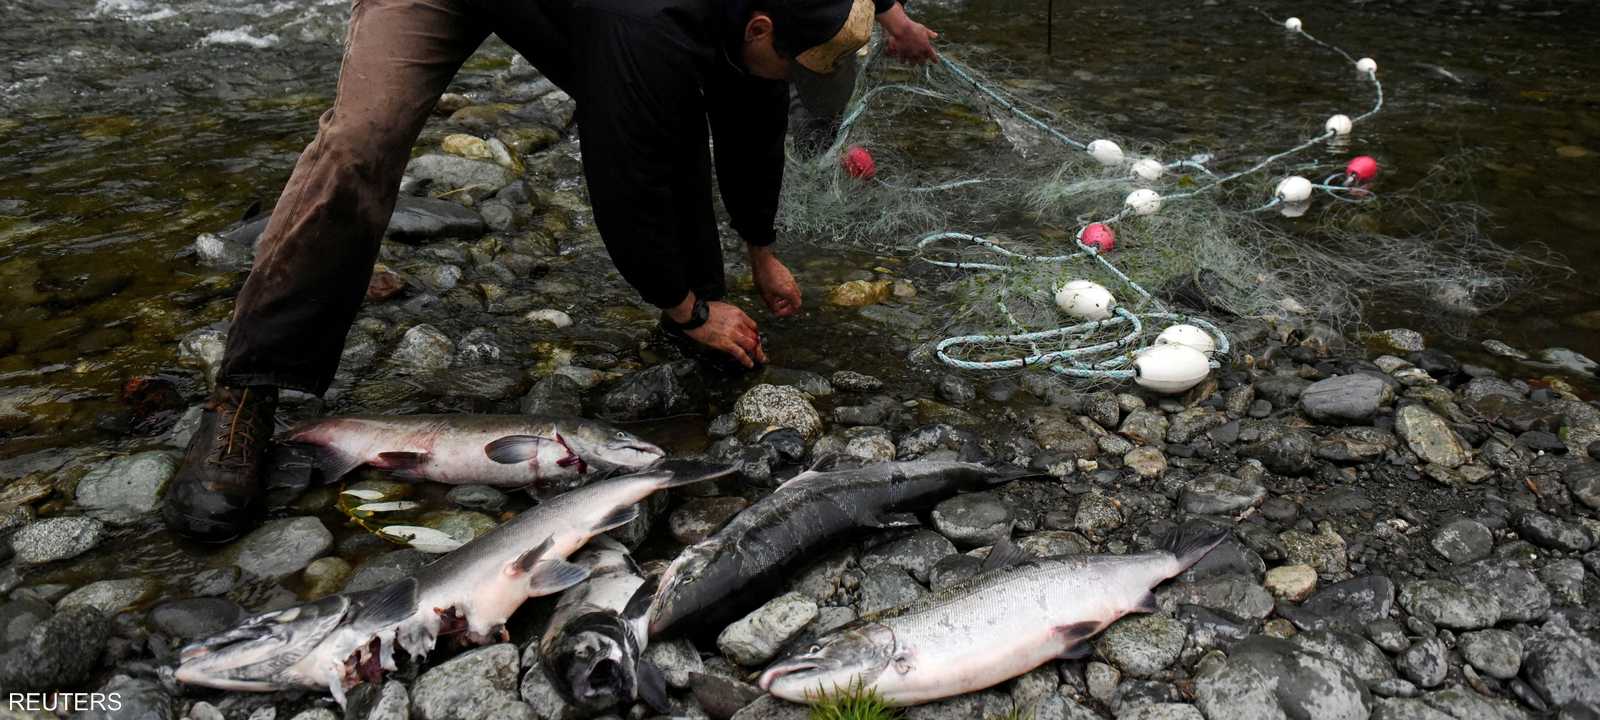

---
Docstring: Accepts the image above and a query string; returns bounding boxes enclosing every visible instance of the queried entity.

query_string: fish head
[560,422,665,475]
[174,593,352,691]
[758,622,898,702]
[545,615,638,712]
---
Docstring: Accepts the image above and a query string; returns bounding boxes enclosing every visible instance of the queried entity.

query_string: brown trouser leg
[219,0,488,395]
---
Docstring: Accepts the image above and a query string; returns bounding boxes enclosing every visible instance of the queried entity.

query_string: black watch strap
[662,298,710,332]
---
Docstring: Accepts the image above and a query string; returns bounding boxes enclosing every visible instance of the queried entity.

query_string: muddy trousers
[217,0,732,395]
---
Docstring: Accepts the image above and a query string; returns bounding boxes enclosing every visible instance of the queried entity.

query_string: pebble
[1457,629,1522,679]
[445,485,507,512]
[1290,629,1396,684]
[1513,510,1595,552]
[600,361,700,421]
[1429,518,1492,564]
[857,567,925,615]
[147,597,243,640]
[860,530,955,584]
[10,516,106,565]
[1394,404,1469,468]
[1193,636,1368,720]
[1279,522,1348,577]
[1538,558,1586,605]
[0,603,108,690]
[931,493,1013,547]
[227,516,332,579]
[717,592,817,667]
[55,577,155,615]
[412,644,530,720]
[1398,578,1500,630]
[1096,613,1186,676]
[404,154,516,202]
[1086,661,1120,704]
[1366,619,1409,653]
[1124,446,1167,478]
[391,324,455,372]
[1398,637,1448,688]
[74,451,177,525]
[79,675,172,720]
[1119,408,1169,445]
[1072,492,1123,535]
[515,653,571,720]
[1372,328,1426,353]
[1181,473,1265,514]
[1300,575,1395,630]
[1520,614,1600,712]
[642,637,702,689]
[1300,373,1393,424]
[303,556,352,596]
[1264,564,1318,601]
[812,425,897,462]
[830,370,883,392]
[733,384,822,439]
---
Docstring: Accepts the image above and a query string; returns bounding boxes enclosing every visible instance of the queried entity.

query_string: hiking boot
[162,385,279,543]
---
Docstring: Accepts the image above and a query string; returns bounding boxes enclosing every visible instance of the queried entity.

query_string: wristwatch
[661,298,710,333]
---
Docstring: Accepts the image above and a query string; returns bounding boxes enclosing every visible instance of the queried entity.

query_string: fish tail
[1157,521,1231,571]
[649,461,737,489]
[984,464,1052,486]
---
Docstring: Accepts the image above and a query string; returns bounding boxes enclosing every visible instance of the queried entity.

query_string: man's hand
[749,246,802,318]
[877,4,938,64]
[669,293,768,368]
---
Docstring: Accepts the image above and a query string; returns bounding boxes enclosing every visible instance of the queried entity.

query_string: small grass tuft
[807,681,903,720]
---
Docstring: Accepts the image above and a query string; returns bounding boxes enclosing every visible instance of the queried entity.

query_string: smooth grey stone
[1398,637,1448,688]
[1430,519,1493,564]
[1193,636,1369,720]
[1458,629,1523,680]
[413,644,530,720]
[1300,373,1393,424]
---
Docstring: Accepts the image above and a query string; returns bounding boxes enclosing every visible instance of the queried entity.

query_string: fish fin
[984,464,1052,486]
[654,463,737,488]
[869,511,921,530]
[637,660,670,713]
[306,444,366,482]
[510,538,557,575]
[593,504,642,533]
[1156,521,1231,571]
[374,451,428,469]
[980,534,1028,573]
[806,452,842,473]
[484,435,558,464]
[1058,642,1093,660]
[526,557,591,595]
[354,578,419,626]
[624,575,661,622]
[1132,591,1159,614]
[1054,621,1102,658]
[240,199,263,222]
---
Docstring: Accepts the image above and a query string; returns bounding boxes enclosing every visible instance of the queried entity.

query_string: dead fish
[646,460,1035,638]
[758,523,1230,705]
[173,465,729,705]
[284,414,664,492]
[539,536,666,713]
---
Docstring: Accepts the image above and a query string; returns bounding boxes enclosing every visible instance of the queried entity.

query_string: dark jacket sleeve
[874,0,897,13]
[706,69,789,248]
[568,4,705,308]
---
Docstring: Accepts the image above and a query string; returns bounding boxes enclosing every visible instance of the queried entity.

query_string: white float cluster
[1131,158,1164,181]
[1054,280,1115,320]
[1275,175,1313,203]
[1124,189,1162,216]
[1088,139,1125,166]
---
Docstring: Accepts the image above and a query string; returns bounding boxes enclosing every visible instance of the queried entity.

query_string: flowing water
[2,0,1598,464]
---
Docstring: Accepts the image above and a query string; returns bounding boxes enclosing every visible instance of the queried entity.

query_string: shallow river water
[1,1,1597,468]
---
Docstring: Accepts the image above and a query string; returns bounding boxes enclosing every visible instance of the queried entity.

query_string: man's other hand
[878,4,938,64]
[682,300,768,368]
[749,246,802,318]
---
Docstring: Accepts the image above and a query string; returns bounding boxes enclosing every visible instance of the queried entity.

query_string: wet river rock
[414,643,532,720]
[1194,636,1370,720]
[74,450,177,525]
[10,516,105,565]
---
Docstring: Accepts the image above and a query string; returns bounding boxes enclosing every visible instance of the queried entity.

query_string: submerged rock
[10,517,105,565]
[227,516,332,579]
[931,492,1013,547]
[600,361,701,421]
[75,450,177,525]
[1395,404,1469,468]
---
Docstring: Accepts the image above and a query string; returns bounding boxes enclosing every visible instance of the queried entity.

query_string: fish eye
[808,644,822,654]
[615,431,626,439]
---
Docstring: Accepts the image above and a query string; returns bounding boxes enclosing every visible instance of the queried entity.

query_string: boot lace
[208,388,269,470]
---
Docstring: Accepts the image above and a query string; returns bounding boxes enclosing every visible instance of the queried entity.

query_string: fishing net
[776,17,1552,387]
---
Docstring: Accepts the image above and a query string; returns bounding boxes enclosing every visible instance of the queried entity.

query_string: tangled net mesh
[776,26,1554,384]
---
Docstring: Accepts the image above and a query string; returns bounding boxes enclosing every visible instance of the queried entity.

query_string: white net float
[1054,280,1115,320]
[1356,57,1377,74]
[1275,175,1313,203]
[1125,189,1162,216]
[1134,344,1211,394]
[1284,17,1303,31]
[1088,139,1125,166]
[1325,114,1353,136]
[1155,324,1218,354]
[1131,158,1164,181]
